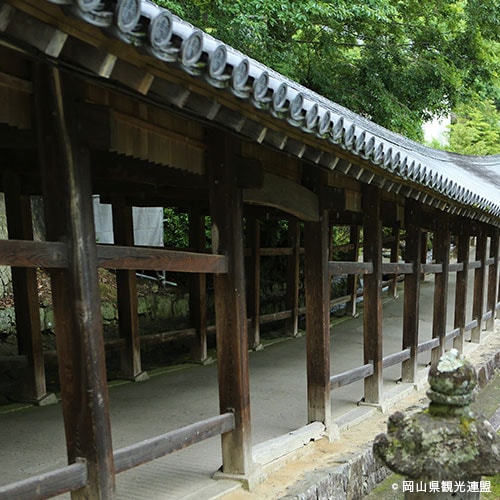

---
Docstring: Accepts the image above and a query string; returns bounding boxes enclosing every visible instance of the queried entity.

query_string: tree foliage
[156,0,500,141]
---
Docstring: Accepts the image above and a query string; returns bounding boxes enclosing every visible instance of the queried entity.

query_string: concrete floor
[0,271,486,499]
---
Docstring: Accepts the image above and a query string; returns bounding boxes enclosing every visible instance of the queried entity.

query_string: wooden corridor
[0,1,499,498]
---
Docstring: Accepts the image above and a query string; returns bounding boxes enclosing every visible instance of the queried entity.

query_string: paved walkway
[0,272,489,499]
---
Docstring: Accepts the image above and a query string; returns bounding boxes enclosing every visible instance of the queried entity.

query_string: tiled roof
[30,1,500,224]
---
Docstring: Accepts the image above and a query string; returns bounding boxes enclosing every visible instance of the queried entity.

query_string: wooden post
[420,231,428,281]
[285,221,300,337]
[402,200,422,383]
[35,65,115,499]
[3,174,55,405]
[112,200,148,381]
[304,207,331,424]
[485,230,499,332]
[362,185,383,403]
[347,225,361,316]
[389,222,401,298]
[471,229,487,343]
[189,208,209,363]
[430,220,450,365]
[207,130,253,480]
[453,227,470,353]
[246,217,261,350]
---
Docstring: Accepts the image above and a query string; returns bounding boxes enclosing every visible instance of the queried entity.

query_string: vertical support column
[304,207,331,425]
[285,221,300,337]
[3,174,55,405]
[112,200,148,382]
[402,200,422,383]
[389,222,401,298]
[431,220,450,365]
[420,232,428,281]
[189,208,209,363]
[485,229,499,331]
[347,225,361,316]
[36,65,115,499]
[471,229,487,343]
[207,130,254,481]
[246,217,261,350]
[362,185,383,404]
[453,227,470,353]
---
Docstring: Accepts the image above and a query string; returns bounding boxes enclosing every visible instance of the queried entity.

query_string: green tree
[156,0,500,141]
[447,99,500,155]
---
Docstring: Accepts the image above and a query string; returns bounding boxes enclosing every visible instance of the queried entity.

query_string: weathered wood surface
[330,363,374,390]
[417,337,440,353]
[362,185,383,404]
[0,240,67,267]
[244,172,319,221]
[113,413,235,474]
[112,200,144,381]
[0,462,87,500]
[486,231,499,331]
[3,173,47,403]
[246,217,261,349]
[381,262,414,274]
[389,222,401,298]
[208,130,253,476]
[36,64,115,499]
[472,230,487,343]
[188,208,209,363]
[329,261,373,275]
[453,229,470,352]
[431,219,450,365]
[96,244,227,273]
[305,194,331,424]
[346,225,361,316]
[383,349,411,369]
[285,221,301,336]
[402,200,422,383]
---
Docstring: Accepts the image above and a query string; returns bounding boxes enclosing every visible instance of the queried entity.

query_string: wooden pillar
[402,200,422,383]
[35,65,115,499]
[304,207,331,424]
[362,185,383,403]
[471,229,487,343]
[207,130,253,478]
[347,225,361,316]
[485,230,499,332]
[453,227,470,353]
[430,220,450,364]
[112,200,148,381]
[420,231,428,281]
[389,222,401,298]
[189,208,209,363]
[285,221,300,337]
[3,174,55,405]
[246,217,261,350]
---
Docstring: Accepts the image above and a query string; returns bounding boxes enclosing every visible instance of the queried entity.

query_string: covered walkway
[0,1,499,499]
[0,270,489,499]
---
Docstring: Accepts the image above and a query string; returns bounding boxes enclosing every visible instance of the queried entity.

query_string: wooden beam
[329,261,373,275]
[36,64,114,499]
[96,245,227,273]
[430,219,450,365]
[244,172,319,221]
[453,228,470,353]
[402,200,422,383]
[188,208,209,363]
[304,205,331,425]
[246,217,261,350]
[471,230,487,343]
[207,130,254,478]
[362,185,383,404]
[486,230,499,332]
[285,221,301,337]
[112,200,147,382]
[389,222,401,298]
[346,225,361,316]
[0,239,67,267]
[3,173,53,404]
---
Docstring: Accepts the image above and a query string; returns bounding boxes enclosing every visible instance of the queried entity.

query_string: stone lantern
[373,349,500,499]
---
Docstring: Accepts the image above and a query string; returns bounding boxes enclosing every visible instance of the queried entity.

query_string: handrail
[0,461,87,500]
